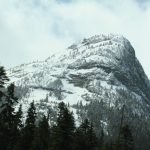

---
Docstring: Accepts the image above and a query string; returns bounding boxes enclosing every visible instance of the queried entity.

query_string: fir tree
[103,141,113,150]
[32,115,50,150]
[119,125,134,150]
[13,105,23,150]
[98,130,104,150]
[21,101,36,150]
[74,119,98,150]
[15,104,23,130]
[87,122,98,150]
[50,102,75,150]
[0,66,9,88]
[0,83,18,150]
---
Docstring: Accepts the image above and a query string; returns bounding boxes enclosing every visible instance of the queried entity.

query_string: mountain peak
[67,34,134,61]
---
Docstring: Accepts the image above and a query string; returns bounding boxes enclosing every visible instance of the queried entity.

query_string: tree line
[0,66,134,150]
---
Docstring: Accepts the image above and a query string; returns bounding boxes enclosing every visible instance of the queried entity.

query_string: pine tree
[74,119,98,150]
[32,115,50,150]
[20,101,36,150]
[50,102,75,150]
[98,130,104,150]
[103,141,113,150]
[7,83,18,101]
[0,66,9,88]
[15,104,23,130]
[0,83,18,150]
[13,105,23,150]
[87,122,98,150]
[119,125,134,150]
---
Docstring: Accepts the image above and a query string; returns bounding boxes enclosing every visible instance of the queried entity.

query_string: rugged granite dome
[8,34,150,121]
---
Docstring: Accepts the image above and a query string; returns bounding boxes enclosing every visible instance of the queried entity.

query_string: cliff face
[65,34,150,102]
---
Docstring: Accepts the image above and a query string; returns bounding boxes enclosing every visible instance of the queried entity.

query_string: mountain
[7,34,150,149]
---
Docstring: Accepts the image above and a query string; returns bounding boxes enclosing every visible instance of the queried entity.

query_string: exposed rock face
[66,34,150,102]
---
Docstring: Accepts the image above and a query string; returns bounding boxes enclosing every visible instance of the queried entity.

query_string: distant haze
[0,0,150,78]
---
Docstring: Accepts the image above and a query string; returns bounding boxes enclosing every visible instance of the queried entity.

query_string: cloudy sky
[0,0,150,77]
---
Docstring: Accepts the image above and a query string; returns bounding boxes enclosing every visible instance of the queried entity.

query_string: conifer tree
[0,66,9,88]
[21,101,36,150]
[74,119,98,150]
[32,115,50,150]
[0,83,18,150]
[119,125,134,150]
[15,104,23,130]
[87,122,98,150]
[103,141,113,150]
[13,105,23,150]
[98,130,104,150]
[50,102,75,150]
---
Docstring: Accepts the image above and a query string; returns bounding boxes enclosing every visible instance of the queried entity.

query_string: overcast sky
[0,0,150,77]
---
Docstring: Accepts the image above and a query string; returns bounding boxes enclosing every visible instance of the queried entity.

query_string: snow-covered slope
[7,34,150,121]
